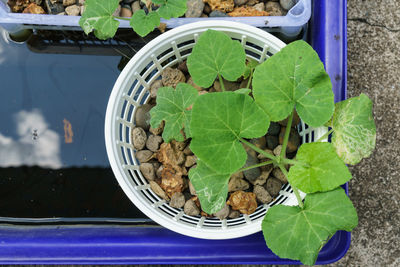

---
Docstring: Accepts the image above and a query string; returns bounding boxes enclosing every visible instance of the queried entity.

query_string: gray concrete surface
[330,1,400,266]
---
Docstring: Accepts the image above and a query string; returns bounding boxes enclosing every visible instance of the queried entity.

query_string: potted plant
[105,21,376,265]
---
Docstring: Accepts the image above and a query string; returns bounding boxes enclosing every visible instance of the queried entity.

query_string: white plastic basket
[105,21,327,239]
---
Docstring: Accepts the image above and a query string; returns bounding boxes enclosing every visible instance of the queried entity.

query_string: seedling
[150,30,376,265]
[79,0,187,39]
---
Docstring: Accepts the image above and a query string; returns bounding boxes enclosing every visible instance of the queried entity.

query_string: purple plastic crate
[0,0,311,37]
[0,0,349,264]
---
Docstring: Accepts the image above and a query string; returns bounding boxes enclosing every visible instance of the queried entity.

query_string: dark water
[0,29,150,222]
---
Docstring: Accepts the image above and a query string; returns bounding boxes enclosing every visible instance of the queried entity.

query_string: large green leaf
[153,0,187,19]
[288,142,351,193]
[187,30,246,88]
[190,92,269,174]
[329,94,376,165]
[79,0,120,40]
[189,160,231,214]
[262,188,358,265]
[252,40,334,127]
[130,10,160,37]
[150,83,198,142]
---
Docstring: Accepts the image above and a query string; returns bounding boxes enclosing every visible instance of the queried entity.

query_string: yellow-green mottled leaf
[330,94,376,165]
[79,0,120,40]
[189,160,231,214]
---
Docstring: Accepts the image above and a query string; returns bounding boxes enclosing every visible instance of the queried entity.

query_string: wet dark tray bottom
[0,167,154,221]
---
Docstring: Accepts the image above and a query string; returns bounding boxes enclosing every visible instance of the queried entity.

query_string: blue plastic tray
[0,0,349,264]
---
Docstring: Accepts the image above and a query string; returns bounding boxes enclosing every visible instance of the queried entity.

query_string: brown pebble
[169,192,186,208]
[22,3,46,14]
[184,155,197,168]
[184,199,200,216]
[146,135,163,152]
[188,180,196,195]
[213,204,230,220]
[135,104,153,130]
[228,176,249,192]
[183,145,193,155]
[150,181,170,201]
[254,185,272,204]
[149,120,164,136]
[120,7,132,17]
[150,80,163,98]
[272,168,288,184]
[63,0,76,6]
[139,163,155,181]
[132,127,147,150]
[162,67,186,88]
[228,210,240,219]
[136,150,154,163]
[227,191,257,215]
[65,4,80,15]
[265,177,283,197]
[156,165,163,179]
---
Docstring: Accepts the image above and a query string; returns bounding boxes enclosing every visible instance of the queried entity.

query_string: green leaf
[150,83,198,142]
[288,142,352,193]
[330,94,376,165]
[234,88,251,95]
[262,188,358,265]
[79,0,120,40]
[153,0,187,19]
[252,40,334,127]
[190,92,269,174]
[130,10,160,37]
[189,160,231,214]
[243,58,259,79]
[187,30,246,88]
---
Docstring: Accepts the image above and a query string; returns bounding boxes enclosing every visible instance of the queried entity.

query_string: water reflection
[0,109,61,168]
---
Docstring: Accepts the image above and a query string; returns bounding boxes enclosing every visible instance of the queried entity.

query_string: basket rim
[105,21,297,239]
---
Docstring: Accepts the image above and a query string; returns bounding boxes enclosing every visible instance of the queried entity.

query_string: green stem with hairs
[246,69,254,89]
[279,164,304,209]
[218,74,226,91]
[239,137,277,161]
[280,111,294,159]
[281,158,309,168]
[238,160,274,172]
[316,128,334,142]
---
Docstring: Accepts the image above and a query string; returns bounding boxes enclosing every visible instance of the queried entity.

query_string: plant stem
[279,164,304,209]
[218,74,226,91]
[246,69,254,89]
[238,160,273,172]
[114,16,131,21]
[280,110,294,159]
[316,128,334,142]
[239,138,277,161]
[281,158,309,167]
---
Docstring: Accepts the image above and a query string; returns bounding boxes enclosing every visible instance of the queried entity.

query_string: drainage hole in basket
[157,47,173,60]
[177,39,195,48]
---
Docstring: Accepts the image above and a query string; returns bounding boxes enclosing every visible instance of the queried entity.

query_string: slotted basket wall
[105,21,327,239]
